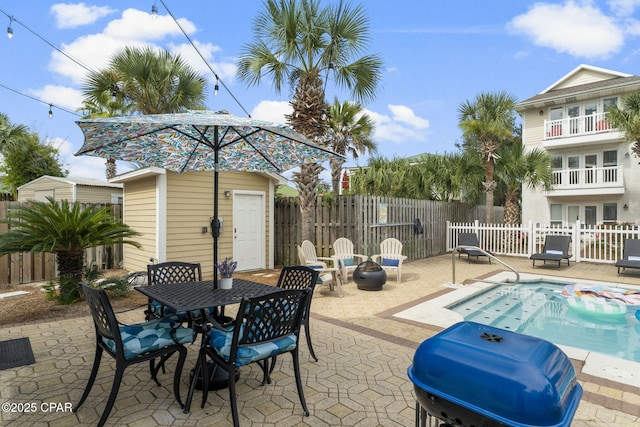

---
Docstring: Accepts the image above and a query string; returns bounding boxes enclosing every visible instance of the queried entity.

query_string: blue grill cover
[408,322,582,427]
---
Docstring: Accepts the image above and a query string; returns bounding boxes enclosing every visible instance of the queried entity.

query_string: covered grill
[408,322,582,427]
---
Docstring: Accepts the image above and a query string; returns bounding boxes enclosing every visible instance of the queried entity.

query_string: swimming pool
[448,279,640,363]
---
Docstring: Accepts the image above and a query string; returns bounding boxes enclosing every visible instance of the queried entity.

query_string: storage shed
[18,175,123,204]
[110,167,286,277]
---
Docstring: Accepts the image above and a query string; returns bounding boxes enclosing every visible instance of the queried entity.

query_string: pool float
[562,284,640,307]
[564,295,627,319]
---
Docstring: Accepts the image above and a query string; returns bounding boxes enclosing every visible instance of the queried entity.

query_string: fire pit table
[353,260,386,291]
[408,321,582,427]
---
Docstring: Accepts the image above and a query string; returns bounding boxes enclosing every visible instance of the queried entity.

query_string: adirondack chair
[332,238,368,282]
[297,245,343,297]
[370,238,407,283]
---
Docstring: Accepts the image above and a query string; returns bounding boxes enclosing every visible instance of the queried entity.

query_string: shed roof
[18,175,123,190]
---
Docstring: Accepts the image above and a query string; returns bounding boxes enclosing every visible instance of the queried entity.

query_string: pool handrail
[452,245,520,285]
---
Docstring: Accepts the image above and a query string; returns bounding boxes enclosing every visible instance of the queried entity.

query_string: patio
[1,254,639,426]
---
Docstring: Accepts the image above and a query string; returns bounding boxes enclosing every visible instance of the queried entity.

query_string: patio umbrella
[75,110,343,288]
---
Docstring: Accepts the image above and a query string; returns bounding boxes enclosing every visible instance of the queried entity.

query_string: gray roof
[18,175,123,190]
[516,75,640,111]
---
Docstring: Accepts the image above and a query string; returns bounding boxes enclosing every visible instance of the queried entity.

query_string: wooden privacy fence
[274,195,503,266]
[447,219,640,264]
[0,201,123,287]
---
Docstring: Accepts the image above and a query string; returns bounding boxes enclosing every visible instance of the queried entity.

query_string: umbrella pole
[211,125,220,290]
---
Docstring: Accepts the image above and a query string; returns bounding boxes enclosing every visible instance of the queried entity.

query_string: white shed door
[233,193,265,271]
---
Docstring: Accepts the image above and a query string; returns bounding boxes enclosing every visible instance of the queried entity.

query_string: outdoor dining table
[135,278,280,413]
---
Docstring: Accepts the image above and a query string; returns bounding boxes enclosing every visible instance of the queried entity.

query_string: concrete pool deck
[1,253,639,425]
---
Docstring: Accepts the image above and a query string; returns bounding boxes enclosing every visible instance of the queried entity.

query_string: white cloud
[50,3,116,29]
[48,8,236,92]
[28,85,84,112]
[508,1,624,59]
[251,101,292,124]
[608,0,640,16]
[365,105,430,144]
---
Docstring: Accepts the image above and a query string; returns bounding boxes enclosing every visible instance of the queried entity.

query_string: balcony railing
[544,112,614,139]
[551,165,623,190]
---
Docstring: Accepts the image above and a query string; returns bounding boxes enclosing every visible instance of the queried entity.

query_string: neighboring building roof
[516,64,640,112]
[17,175,123,190]
[276,185,298,197]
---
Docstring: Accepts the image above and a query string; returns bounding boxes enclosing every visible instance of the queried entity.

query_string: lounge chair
[457,232,491,263]
[615,239,640,275]
[530,235,571,268]
[371,238,407,283]
[300,240,335,269]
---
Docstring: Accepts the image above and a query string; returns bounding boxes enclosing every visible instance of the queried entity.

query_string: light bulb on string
[7,17,13,39]
[214,76,219,96]
[151,2,158,20]
[48,104,53,119]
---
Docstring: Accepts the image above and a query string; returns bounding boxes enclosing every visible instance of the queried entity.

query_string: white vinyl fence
[447,220,640,264]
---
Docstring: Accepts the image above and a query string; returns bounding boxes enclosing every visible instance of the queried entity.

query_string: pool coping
[379,271,640,418]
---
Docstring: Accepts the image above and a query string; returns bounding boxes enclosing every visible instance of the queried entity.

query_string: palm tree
[81,46,208,178]
[457,91,517,223]
[605,91,640,157]
[325,97,376,199]
[495,142,553,225]
[0,197,141,304]
[237,0,383,241]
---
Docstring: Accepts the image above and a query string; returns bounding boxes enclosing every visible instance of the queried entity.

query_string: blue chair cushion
[102,317,195,360]
[381,258,399,267]
[209,324,297,366]
[339,258,355,268]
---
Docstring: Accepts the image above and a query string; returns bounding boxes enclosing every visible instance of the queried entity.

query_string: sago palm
[238,0,383,241]
[325,97,376,199]
[0,198,141,303]
[458,91,517,223]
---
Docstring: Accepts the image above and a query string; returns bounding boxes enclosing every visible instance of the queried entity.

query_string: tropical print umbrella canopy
[74,110,341,172]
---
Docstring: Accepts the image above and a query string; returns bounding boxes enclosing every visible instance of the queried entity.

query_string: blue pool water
[448,279,640,363]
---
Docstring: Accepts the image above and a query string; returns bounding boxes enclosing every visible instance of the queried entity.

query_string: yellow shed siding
[121,176,158,272]
[75,186,122,204]
[165,170,271,278]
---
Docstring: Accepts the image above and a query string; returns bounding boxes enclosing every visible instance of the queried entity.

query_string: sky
[1,0,640,184]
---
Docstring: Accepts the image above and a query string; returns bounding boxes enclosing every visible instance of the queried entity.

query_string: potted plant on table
[215,257,237,289]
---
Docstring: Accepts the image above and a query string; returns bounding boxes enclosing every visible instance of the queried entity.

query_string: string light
[48,104,53,119]
[158,0,251,117]
[214,76,219,96]
[151,1,158,20]
[6,16,13,39]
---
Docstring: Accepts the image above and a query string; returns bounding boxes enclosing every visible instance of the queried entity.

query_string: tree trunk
[483,161,496,224]
[293,163,323,242]
[330,157,345,201]
[504,188,520,225]
[56,249,85,303]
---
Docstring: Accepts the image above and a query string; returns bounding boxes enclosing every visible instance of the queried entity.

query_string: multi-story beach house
[516,64,640,227]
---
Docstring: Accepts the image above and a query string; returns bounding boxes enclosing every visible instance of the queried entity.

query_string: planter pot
[219,278,233,290]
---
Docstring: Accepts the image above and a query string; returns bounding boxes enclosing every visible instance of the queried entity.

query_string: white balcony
[545,165,624,196]
[544,112,614,140]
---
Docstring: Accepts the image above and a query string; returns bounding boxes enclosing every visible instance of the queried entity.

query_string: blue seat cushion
[102,317,195,360]
[381,258,399,267]
[339,258,355,268]
[209,324,297,366]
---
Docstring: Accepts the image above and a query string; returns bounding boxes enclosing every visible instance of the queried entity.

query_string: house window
[603,97,617,111]
[585,206,597,226]
[551,155,562,185]
[603,150,617,183]
[584,103,597,132]
[550,204,563,227]
[603,203,617,224]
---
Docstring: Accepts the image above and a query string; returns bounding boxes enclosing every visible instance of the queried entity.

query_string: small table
[135,279,280,413]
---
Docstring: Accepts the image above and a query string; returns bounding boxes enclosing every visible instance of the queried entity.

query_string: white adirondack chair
[371,238,407,283]
[332,238,368,282]
[297,245,343,297]
[300,240,335,268]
